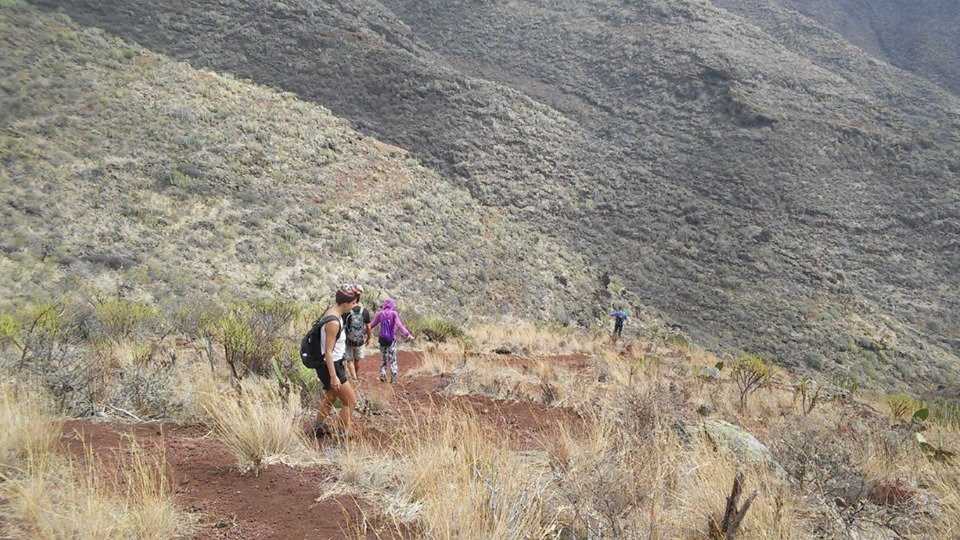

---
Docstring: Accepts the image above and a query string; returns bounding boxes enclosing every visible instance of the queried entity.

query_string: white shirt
[319,318,346,362]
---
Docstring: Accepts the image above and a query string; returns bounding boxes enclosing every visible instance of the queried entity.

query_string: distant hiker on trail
[342,292,372,385]
[310,284,362,437]
[369,298,414,383]
[611,307,629,337]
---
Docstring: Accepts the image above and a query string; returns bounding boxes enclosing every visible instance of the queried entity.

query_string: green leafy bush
[0,312,21,347]
[216,300,300,381]
[884,393,923,421]
[665,332,690,349]
[407,316,463,343]
[168,168,193,189]
[95,298,156,341]
[731,354,774,410]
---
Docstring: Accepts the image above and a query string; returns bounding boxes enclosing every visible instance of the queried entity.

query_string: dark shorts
[316,360,348,391]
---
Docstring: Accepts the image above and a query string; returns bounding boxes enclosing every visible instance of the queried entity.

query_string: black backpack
[300,315,342,369]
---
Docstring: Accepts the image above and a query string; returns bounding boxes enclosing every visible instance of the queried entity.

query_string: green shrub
[217,300,298,381]
[272,351,322,398]
[218,312,262,380]
[95,298,156,341]
[168,169,193,190]
[928,397,960,429]
[329,235,357,256]
[884,393,923,421]
[731,354,775,410]
[0,312,21,347]
[665,332,690,349]
[407,316,463,343]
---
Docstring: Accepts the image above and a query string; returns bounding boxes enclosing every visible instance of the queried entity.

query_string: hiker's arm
[324,321,340,388]
[396,316,414,340]
[364,323,372,346]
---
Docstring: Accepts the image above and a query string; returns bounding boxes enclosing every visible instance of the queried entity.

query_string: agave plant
[915,433,955,463]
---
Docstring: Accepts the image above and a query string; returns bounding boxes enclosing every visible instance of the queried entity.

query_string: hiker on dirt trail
[369,298,414,383]
[342,292,372,385]
[313,284,362,437]
[611,307,629,337]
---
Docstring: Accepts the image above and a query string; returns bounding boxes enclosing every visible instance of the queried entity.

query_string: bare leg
[345,359,358,382]
[316,389,337,423]
[333,382,358,434]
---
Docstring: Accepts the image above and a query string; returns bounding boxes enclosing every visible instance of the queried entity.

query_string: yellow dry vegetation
[0,382,192,539]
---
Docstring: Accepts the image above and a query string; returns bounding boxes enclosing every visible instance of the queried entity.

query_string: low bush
[196,376,314,473]
[408,316,463,343]
[884,393,923,421]
[216,300,299,380]
[731,354,775,410]
[94,297,156,342]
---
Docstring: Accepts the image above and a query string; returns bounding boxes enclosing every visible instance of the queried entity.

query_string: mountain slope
[27,0,960,391]
[376,0,960,379]
[0,1,594,319]
[714,0,960,96]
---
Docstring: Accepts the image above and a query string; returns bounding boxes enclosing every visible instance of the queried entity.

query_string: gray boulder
[680,420,784,476]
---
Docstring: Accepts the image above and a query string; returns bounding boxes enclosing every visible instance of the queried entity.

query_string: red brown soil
[354,351,585,450]
[53,349,589,539]
[59,420,365,539]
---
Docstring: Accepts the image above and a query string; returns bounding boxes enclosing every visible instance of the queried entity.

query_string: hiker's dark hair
[336,290,360,305]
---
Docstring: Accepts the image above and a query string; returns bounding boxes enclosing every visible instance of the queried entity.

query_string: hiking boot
[379,372,387,383]
[313,420,332,438]
[390,372,398,384]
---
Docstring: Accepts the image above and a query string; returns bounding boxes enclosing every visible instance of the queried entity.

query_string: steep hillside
[714,0,960,96]
[27,0,960,392]
[0,1,595,319]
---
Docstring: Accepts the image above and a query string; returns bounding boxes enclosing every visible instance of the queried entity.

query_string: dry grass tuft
[0,381,62,477]
[196,375,316,473]
[331,408,558,538]
[1,438,191,539]
[0,382,190,538]
[407,342,469,378]
[466,321,604,356]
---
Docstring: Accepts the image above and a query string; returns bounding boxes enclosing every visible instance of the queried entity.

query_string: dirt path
[60,421,364,539]
[354,350,584,449]
[55,349,588,538]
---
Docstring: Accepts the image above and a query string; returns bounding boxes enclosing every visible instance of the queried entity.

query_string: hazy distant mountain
[714,0,960,96]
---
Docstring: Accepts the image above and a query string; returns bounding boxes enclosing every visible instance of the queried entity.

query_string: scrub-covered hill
[25,0,960,392]
[0,1,594,319]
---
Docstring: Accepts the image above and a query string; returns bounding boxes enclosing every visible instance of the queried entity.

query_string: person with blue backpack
[611,306,629,338]
[301,284,362,437]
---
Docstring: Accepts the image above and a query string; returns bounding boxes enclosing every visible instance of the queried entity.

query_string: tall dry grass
[330,408,558,539]
[0,382,191,538]
[2,439,190,539]
[331,328,960,538]
[407,342,469,377]
[411,343,583,406]
[0,381,62,477]
[546,407,799,538]
[196,375,317,473]
[466,321,605,356]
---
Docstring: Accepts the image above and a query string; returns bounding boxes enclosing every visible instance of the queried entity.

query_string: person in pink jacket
[369,298,414,383]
